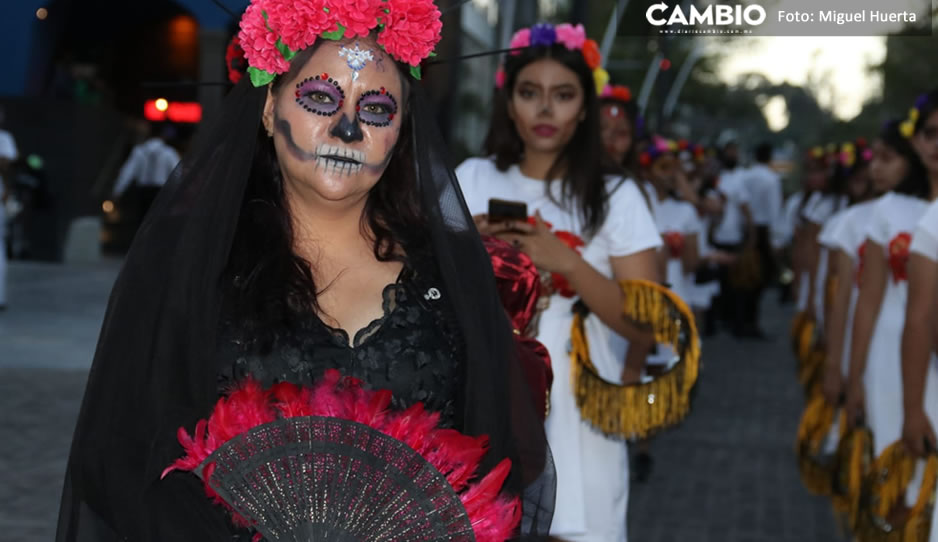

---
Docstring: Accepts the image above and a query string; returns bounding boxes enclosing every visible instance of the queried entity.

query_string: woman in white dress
[845,95,938,459]
[821,126,911,408]
[456,22,661,542]
[899,91,938,539]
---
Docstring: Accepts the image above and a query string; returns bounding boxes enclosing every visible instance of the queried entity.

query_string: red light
[660,59,672,71]
[143,100,202,123]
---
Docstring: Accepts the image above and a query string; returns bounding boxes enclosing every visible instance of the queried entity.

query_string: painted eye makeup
[356,87,398,127]
[295,73,346,116]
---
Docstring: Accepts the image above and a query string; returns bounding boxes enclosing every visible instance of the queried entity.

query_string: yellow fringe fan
[797,317,818,368]
[832,426,874,531]
[570,279,700,440]
[796,394,845,496]
[799,346,825,398]
[791,311,809,357]
[855,442,938,542]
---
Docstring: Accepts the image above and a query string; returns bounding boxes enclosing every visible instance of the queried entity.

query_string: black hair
[880,118,930,199]
[754,142,772,164]
[914,88,938,135]
[224,38,423,349]
[484,43,615,238]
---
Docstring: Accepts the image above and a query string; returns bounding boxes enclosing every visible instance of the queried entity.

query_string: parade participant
[599,83,638,173]
[822,128,908,408]
[744,142,783,333]
[57,2,553,540]
[457,22,661,541]
[0,107,18,311]
[711,135,755,336]
[845,92,938,464]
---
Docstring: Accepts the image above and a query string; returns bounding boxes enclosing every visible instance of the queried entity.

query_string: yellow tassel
[855,442,938,542]
[795,394,838,495]
[833,426,873,530]
[570,280,700,439]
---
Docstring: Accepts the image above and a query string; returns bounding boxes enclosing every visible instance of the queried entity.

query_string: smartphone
[488,198,528,223]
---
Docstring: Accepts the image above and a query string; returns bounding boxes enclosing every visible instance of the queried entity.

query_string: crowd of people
[46,0,938,540]
[790,90,938,539]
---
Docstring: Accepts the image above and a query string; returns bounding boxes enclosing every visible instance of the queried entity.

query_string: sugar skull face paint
[295,74,346,116]
[263,38,405,204]
[339,43,375,81]
[357,88,398,127]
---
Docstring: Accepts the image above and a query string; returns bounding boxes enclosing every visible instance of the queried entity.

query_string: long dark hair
[484,43,614,238]
[880,119,929,199]
[224,41,423,347]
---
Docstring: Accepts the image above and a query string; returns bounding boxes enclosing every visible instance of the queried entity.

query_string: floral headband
[601,84,632,103]
[639,136,678,167]
[494,23,608,95]
[900,93,932,138]
[838,140,872,170]
[238,0,442,87]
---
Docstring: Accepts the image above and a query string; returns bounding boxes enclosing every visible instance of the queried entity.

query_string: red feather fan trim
[163,370,521,540]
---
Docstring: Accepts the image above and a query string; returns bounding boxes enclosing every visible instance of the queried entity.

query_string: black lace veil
[56,73,554,539]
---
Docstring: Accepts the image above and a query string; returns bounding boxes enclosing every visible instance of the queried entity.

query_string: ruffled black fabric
[56,76,554,540]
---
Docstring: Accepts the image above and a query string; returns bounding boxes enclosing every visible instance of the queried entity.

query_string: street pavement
[0,260,843,541]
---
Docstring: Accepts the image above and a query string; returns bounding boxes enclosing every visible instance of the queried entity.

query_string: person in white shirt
[0,109,18,310]
[111,124,180,233]
[743,142,783,335]
[457,24,662,541]
[711,140,756,336]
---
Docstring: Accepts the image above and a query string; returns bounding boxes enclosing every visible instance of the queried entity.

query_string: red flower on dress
[378,0,443,66]
[330,0,385,38]
[663,231,685,259]
[522,217,585,297]
[888,232,912,282]
[856,241,867,286]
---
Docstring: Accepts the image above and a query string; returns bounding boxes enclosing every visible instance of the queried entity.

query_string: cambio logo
[646,2,767,27]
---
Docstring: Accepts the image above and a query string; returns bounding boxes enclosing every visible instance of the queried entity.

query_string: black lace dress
[217,259,464,427]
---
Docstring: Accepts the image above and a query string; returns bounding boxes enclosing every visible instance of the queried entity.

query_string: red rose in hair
[611,85,631,102]
[582,39,601,70]
[378,0,443,66]
[271,0,338,51]
[330,0,385,38]
[225,37,248,84]
[888,232,912,282]
[238,1,290,74]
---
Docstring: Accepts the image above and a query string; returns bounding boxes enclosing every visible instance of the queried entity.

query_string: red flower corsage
[888,232,912,282]
[523,217,586,297]
[856,241,867,286]
[663,231,685,259]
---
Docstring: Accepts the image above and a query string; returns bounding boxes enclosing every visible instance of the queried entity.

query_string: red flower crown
[239,0,442,86]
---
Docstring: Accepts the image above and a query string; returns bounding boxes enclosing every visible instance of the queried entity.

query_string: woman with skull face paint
[56,2,554,541]
[456,23,662,542]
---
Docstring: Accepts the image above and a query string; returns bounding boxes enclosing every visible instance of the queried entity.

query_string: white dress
[908,199,938,536]
[455,158,662,542]
[823,200,878,378]
[862,193,930,457]
[799,193,842,320]
[656,197,702,304]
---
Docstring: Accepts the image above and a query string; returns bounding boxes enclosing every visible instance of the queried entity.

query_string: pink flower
[554,23,586,50]
[238,1,290,74]
[600,83,613,97]
[330,0,384,39]
[378,0,442,66]
[509,28,530,55]
[494,67,506,89]
[269,0,337,51]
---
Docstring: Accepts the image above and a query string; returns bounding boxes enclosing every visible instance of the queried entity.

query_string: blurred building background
[1,0,936,259]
